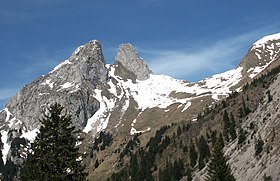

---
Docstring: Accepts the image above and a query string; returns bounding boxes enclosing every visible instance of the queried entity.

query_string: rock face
[1,40,108,131]
[114,44,152,81]
[227,72,280,181]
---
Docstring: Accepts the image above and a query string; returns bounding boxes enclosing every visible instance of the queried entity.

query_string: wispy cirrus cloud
[19,46,74,77]
[140,28,280,81]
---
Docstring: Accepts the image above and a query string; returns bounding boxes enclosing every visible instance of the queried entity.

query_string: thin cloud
[20,47,74,77]
[140,29,279,81]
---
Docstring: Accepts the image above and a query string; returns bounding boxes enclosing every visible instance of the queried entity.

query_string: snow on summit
[253,32,280,48]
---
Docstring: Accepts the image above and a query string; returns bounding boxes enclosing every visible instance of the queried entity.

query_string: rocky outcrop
[114,44,152,81]
[239,33,280,76]
[1,40,108,131]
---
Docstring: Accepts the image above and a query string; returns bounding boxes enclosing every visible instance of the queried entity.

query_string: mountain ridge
[0,32,279,180]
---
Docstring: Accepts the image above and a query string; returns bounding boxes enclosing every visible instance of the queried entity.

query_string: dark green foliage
[10,137,27,157]
[218,133,224,148]
[0,132,25,180]
[238,107,244,118]
[241,98,250,117]
[263,174,272,181]
[243,83,249,91]
[197,135,210,170]
[210,130,218,145]
[238,127,247,144]
[229,112,237,140]
[0,133,4,176]
[255,138,264,156]
[206,134,235,181]
[189,140,198,168]
[177,126,182,136]
[267,90,273,102]
[3,160,17,181]
[146,126,169,154]
[111,126,170,181]
[20,103,87,181]
[221,100,227,108]
[110,169,128,181]
[198,156,205,170]
[183,123,191,132]
[186,166,193,181]
[120,135,140,159]
[223,109,230,142]
[93,131,113,151]
[94,159,99,169]
[158,159,184,181]
[159,135,171,154]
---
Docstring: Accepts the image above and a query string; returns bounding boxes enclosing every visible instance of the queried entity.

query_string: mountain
[0,32,279,180]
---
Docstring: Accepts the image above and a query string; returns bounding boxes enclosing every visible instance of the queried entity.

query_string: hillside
[97,64,280,181]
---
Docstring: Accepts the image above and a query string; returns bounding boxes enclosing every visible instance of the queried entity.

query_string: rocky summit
[0,32,280,181]
[114,43,153,81]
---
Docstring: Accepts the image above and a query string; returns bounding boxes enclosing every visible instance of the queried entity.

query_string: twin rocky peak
[2,33,280,135]
[67,40,153,85]
[1,40,153,133]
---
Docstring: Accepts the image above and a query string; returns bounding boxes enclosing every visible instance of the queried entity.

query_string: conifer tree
[0,133,4,176]
[20,103,87,180]
[206,134,235,181]
[223,110,230,142]
[229,112,237,140]
[189,140,198,168]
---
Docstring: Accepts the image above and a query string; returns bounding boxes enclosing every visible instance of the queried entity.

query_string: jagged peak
[114,43,153,81]
[72,39,102,57]
[48,39,108,87]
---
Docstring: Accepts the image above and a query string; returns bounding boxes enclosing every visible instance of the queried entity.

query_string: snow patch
[61,82,75,89]
[1,131,10,164]
[57,82,79,92]
[4,108,11,121]
[130,127,151,135]
[21,129,39,142]
[74,45,84,55]
[255,52,262,59]
[38,93,50,96]
[41,79,54,89]
[249,59,274,79]
[51,59,72,73]
[4,108,23,128]
[181,102,192,112]
[83,89,116,133]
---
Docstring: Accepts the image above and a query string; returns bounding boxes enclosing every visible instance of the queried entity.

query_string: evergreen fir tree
[20,103,87,180]
[238,127,246,145]
[189,140,198,168]
[177,126,182,136]
[206,134,235,181]
[186,166,192,181]
[198,135,210,161]
[223,110,230,142]
[229,113,237,140]
[0,133,4,176]
[255,138,264,157]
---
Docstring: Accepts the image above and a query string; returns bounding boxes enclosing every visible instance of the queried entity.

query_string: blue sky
[1,0,280,108]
